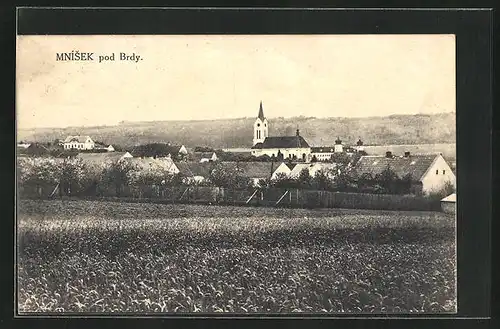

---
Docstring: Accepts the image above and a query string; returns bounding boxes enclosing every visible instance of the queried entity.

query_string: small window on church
[436,170,439,175]
[264,124,266,127]
[443,170,446,175]
[257,123,260,127]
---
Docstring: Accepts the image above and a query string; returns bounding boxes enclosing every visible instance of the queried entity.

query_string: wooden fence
[18,183,441,211]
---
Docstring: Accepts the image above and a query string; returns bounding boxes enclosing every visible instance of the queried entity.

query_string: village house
[310,147,336,162]
[94,142,115,152]
[218,162,278,186]
[126,157,180,176]
[288,162,337,180]
[76,151,133,165]
[355,152,456,195]
[18,143,50,156]
[17,142,31,149]
[441,193,456,214]
[131,143,188,159]
[63,135,95,150]
[174,162,212,184]
[166,144,188,157]
[76,152,133,176]
[193,151,218,163]
[271,162,297,180]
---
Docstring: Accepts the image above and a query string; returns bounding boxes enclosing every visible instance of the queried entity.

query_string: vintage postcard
[16,33,457,314]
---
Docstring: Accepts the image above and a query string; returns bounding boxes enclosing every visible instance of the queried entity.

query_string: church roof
[255,136,310,149]
[258,101,265,120]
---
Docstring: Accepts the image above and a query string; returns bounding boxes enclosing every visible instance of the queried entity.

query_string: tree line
[17,157,454,200]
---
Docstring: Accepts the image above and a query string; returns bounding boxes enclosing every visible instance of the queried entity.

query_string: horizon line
[17,111,455,131]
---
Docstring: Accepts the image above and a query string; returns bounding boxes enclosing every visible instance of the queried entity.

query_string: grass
[17,200,456,314]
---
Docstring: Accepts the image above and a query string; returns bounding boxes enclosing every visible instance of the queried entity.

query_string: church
[251,102,312,161]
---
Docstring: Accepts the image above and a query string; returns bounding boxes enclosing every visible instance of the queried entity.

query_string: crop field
[17,200,456,314]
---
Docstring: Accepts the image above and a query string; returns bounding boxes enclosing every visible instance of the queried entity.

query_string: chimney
[386,151,393,158]
[296,129,300,136]
[404,151,411,157]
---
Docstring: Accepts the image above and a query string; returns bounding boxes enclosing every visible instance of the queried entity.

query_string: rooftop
[355,154,440,181]
[63,135,93,143]
[253,135,310,149]
[174,162,212,177]
[441,193,456,203]
[219,161,277,179]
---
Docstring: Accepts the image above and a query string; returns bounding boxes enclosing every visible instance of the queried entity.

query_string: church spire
[258,101,265,120]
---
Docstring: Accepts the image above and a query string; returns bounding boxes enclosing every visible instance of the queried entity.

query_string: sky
[16,34,455,129]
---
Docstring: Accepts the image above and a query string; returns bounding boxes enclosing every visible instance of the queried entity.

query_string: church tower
[253,101,269,146]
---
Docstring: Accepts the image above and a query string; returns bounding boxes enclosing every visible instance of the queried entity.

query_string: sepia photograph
[16,33,457,314]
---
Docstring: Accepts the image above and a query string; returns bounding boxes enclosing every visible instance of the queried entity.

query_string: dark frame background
[3,6,494,329]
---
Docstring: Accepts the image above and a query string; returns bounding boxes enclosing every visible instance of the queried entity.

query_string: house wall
[179,145,188,155]
[420,155,456,194]
[441,201,456,214]
[64,140,95,150]
[252,147,311,161]
[334,144,343,153]
[310,152,334,161]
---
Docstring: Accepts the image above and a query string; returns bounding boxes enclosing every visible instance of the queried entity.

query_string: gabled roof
[26,143,49,151]
[441,193,456,203]
[289,163,312,177]
[193,152,216,160]
[256,136,310,149]
[310,163,337,171]
[126,157,177,172]
[165,145,184,154]
[76,151,132,163]
[355,154,439,181]
[17,143,31,149]
[64,135,93,143]
[130,144,184,157]
[289,162,336,177]
[174,162,212,177]
[218,162,277,179]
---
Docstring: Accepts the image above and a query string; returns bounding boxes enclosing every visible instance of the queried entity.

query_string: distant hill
[17,113,455,149]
